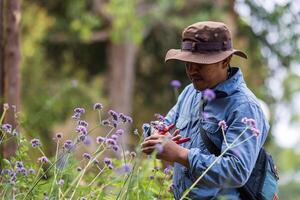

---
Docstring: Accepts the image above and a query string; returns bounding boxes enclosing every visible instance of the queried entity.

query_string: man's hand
[141,132,190,168]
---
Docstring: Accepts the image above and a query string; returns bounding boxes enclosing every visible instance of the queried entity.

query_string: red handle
[175,137,191,144]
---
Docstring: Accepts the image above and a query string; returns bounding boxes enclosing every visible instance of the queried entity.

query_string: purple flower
[83,136,92,146]
[96,136,105,144]
[28,168,36,175]
[121,163,132,173]
[112,145,119,152]
[119,113,127,122]
[203,89,216,101]
[57,179,64,186]
[15,161,24,169]
[125,116,133,123]
[170,80,181,88]
[116,129,124,136]
[250,127,260,137]
[30,139,41,148]
[103,157,112,165]
[108,164,114,169]
[154,144,164,153]
[93,103,103,110]
[63,140,75,152]
[1,124,12,133]
[77,134,86,142]
[76,125,88,135]
[83,153,91,160]
[112,120,118,128]
[241,117,260,136]
[108,110,118,121]
[218,120,228,130]
[149,175,155,180]
[102,119,110,126]
[38,156,49,164]
[163,166,172,175]
[1,169,12,175]
[10,130,19,137]
[80,197,87,200]
[154,113,165,121]
[74,107,85,114]
[106,138,117,146]
[17,167,27,176]
[93,159,100,165]
[111,134,118,141]
[77,120,88,127]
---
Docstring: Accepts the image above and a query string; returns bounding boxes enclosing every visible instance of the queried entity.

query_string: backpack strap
[200,126,221,156]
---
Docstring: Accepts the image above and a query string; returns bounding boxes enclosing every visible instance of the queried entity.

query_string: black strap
[181,40,232,52]
[200,126,221,156]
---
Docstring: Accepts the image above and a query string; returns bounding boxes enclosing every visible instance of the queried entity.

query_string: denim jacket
[164,67,270,200]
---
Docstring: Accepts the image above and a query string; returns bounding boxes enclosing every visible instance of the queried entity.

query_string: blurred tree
[0,0,21,157]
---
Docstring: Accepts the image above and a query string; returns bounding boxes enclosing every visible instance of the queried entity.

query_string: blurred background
[1,0,300,199]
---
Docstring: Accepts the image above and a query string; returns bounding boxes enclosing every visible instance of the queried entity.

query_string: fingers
[141,146,155,154]
[172,129,181,136]
[172,135,182,141]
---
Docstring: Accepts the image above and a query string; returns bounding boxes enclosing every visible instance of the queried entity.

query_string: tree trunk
[2,0,21,157]
[107,42,138,149]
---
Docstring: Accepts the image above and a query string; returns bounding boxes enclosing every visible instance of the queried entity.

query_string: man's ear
[222,55,232,68]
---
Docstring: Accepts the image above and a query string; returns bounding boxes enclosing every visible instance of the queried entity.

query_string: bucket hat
[165,21,247,64]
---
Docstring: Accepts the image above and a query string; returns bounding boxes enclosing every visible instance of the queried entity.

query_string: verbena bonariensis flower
[3,103,9,110]
[96,136,105,144]
[38,156,49,164]
[116,129,124,136]
[106,138,117,146]
[63,140,75,152]
[57,179,64,186]
[30,138,41,148]
[83,135,92,146]
[10,130,19,137]
[108,110,118,121]
[203,89,216,101]
[74,107,85,114]
[103,157,112,165]
[111,134,118,141]
[121,163,132,173]
[112,120,118,128]
[218,120,228,130]
[241,117,260,136]
[28,168,36,175]
[77,120,88,127]
[102,119,110,126]
[93,103,103,110]
[76,167,82,172]
[15,161,24,169]
[76,125,88,135]
[119,113,133,123]
[170,80,181,88]
[83,153,91,160]
[112,145,119,152]
[1,123,12,133]
[108,163,114,169]
[163,166,172,175]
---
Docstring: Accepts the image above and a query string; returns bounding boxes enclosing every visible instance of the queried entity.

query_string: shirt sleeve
[187,102,270,188]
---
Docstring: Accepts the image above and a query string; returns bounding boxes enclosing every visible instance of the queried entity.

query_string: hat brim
[165,49,247,64]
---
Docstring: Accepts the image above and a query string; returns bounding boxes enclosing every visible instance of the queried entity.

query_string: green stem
[23,153,66,200]
[88,166,106,186]
[0,108,8,125]
[49,141,60,196]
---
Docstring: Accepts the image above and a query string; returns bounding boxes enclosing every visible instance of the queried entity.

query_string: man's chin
[192,83,205,91]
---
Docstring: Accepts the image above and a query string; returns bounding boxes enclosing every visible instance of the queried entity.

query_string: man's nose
[187,63,201,74]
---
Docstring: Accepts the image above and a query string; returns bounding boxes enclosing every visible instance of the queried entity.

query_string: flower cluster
[242,117,260,136]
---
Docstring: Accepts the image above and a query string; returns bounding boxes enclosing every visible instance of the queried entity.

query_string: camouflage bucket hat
[165,21,247,64]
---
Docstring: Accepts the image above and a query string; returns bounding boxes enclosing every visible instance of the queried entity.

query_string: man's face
[185,61,228,91]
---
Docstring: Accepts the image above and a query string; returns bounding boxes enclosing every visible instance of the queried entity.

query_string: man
[141,21,269,199]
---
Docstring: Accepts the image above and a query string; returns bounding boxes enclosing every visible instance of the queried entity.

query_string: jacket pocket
[176,117,189,130]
